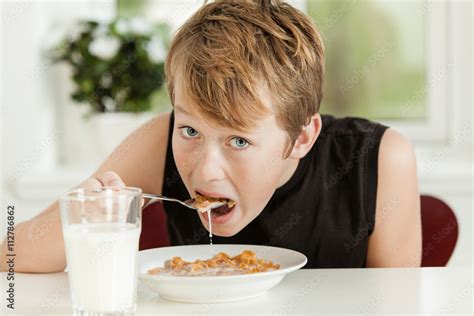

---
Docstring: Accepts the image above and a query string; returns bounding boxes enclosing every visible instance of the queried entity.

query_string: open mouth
[195,192,236,217]
[209,203,235,217]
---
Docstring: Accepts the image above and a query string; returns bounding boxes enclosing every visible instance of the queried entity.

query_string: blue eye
[179,127,199,139]
[229,137,249,150]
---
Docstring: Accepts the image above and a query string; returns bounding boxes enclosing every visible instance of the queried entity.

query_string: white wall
[0,0,472,267]
[1,0,116,231]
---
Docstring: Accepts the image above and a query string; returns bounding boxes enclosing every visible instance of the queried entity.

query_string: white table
[1,268,472,315]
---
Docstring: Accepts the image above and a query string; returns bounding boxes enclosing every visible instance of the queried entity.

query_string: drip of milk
[63,223,140,313]
[207,209,213,245]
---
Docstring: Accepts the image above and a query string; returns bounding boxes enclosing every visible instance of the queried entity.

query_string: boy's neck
[276,158,299,189]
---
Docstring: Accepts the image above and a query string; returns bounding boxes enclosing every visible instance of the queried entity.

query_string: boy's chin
[208,226,242,237]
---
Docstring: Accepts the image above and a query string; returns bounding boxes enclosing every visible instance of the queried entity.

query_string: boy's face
[172,79,299,237]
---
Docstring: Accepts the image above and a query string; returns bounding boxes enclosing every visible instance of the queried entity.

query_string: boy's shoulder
[319,114,387,138]
[312,114,389,160]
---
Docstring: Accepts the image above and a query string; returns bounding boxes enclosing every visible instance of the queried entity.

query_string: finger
[95,171,125,187]
[77,177,102,190]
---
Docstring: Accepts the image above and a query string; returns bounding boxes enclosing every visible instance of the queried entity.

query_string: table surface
[1,268,472,315]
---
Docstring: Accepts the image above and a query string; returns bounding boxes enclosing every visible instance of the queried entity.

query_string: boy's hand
[78,171,145,208]
[79,171,126,190]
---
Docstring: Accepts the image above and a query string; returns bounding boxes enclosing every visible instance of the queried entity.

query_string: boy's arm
[366,128,422,267]
[0,113,170,273]
[0,201,66,273]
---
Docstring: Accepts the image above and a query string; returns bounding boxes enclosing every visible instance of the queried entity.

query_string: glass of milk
[60,186,142,316]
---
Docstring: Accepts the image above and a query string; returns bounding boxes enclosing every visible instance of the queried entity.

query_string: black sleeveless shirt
[162,112,388,268]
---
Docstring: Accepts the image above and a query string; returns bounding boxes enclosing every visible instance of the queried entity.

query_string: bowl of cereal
[137,244,307,303]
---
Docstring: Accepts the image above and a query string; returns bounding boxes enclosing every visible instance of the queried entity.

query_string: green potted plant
[49,17,170,166]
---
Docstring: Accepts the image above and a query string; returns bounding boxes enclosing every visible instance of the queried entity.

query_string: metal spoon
[142,193,226,212]
[91,188,225,211]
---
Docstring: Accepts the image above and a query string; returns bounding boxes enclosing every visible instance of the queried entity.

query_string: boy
[1,0,421,272]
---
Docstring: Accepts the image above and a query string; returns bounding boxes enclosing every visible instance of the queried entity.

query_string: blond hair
[166,0,325,153]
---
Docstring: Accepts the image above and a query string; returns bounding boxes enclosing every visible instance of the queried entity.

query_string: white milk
[63,223,140,313]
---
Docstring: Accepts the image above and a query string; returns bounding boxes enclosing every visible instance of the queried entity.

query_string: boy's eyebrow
[174,104,192,116]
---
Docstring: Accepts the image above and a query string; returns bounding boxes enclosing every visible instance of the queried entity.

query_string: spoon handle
[142,193,196,210]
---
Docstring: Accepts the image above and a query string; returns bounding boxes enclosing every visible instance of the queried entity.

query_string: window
[307,0,450,142]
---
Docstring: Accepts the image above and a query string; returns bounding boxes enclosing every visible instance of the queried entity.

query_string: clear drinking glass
[60,187,142,316]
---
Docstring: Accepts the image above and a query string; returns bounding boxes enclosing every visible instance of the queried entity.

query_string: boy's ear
[288,113,322,159]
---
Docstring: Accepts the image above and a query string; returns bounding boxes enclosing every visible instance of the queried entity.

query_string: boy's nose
[194,146,226,182]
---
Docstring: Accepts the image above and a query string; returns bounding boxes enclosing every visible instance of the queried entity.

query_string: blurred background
[1,0,472,266]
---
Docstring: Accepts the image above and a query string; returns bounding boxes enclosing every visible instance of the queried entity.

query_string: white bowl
[138,244,307,303]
